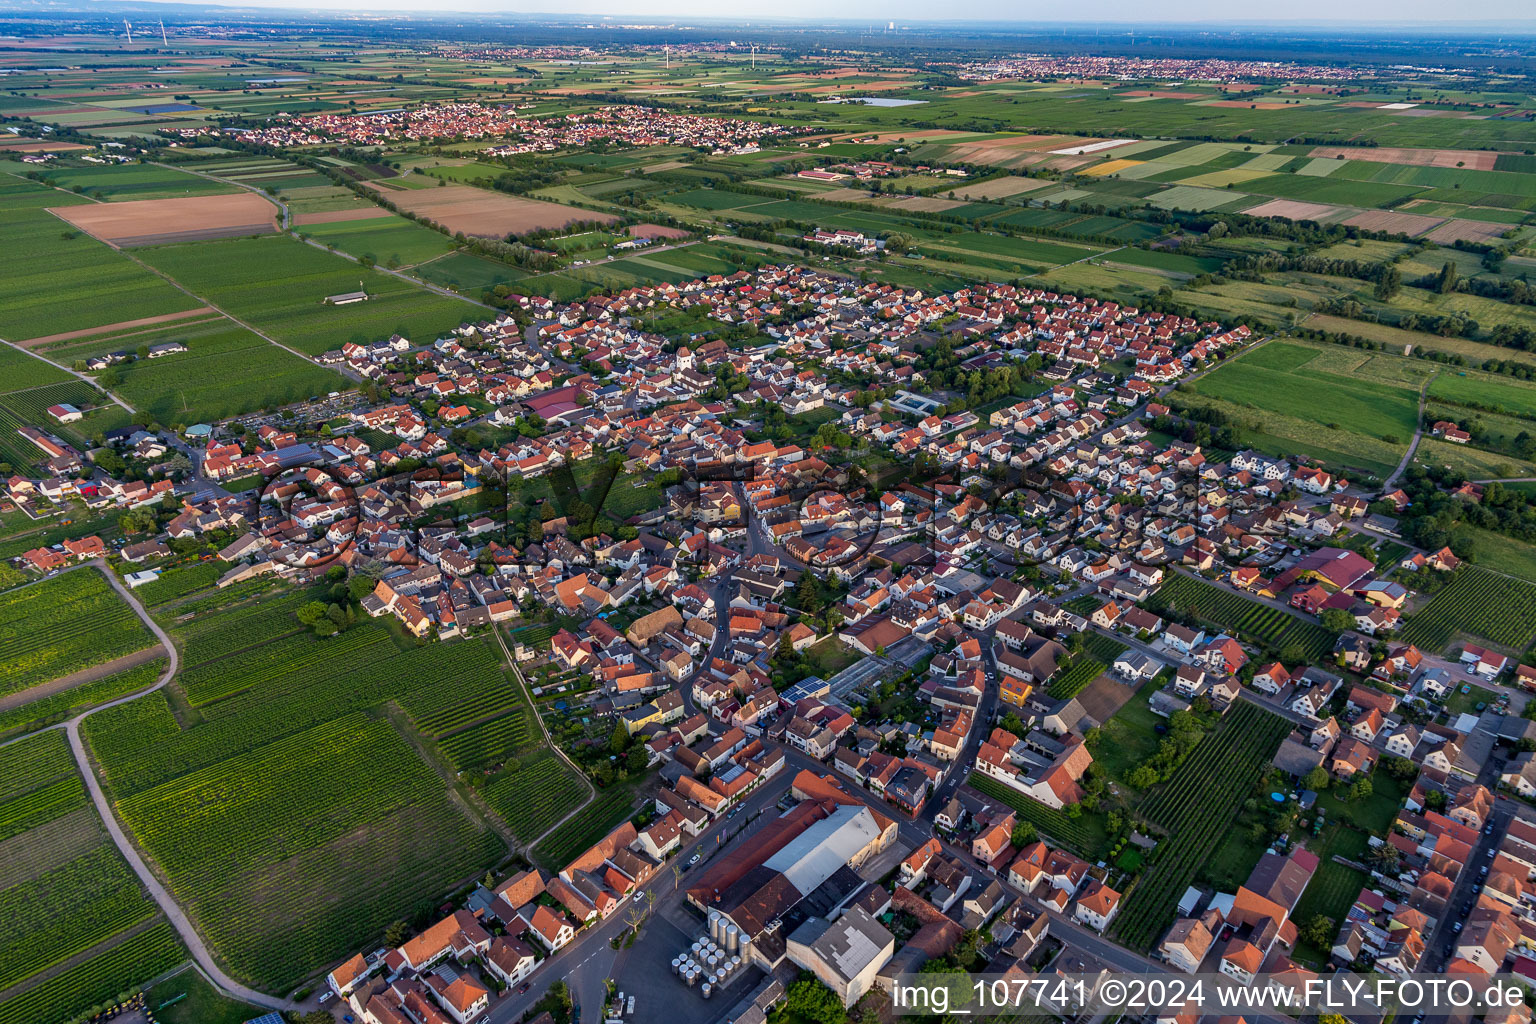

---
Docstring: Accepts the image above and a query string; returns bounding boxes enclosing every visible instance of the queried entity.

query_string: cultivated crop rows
[96,632,499,799]
[1146,574,1336,661]
[0,730,76,803]
[172,593,310,664]
[534,788,636,871]
[482,751,590,842]
[0,660,164,740]
[438,710,533,770]
[966,773,1105,858]
[0,777,89,844]
[0,921,185,1024]
[407,676,525,738]
[1,381,104,425]
[178,627,390,706]
[131,562,225,607]
[1113,701,1291,950]
[81,690,181,770]
[0,571,155,699]
[0,844,157,993]
[0,731,87,843]
[114,713,501,991]
[1400,567,1536,652]
[1048,657,1108,700]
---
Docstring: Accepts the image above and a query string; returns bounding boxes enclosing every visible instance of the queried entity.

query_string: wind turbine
[159,19,168,46]
[751,45,757,70]
[123,19,133,43]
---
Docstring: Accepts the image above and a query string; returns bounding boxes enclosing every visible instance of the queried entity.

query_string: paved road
[1385,371,1437,489]
[0,335,136,413]
[479,772,797,1024]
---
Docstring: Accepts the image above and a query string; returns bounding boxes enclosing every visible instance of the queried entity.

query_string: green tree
[784,977,844,1024]
[383,919,410,947]
[1319,608,1356,632]
[1302,914,1336,947]
[610,721,631,754]
[1302,765,1331,791]
[1435,260,1459,295]
[296,601,330,628]
[1011,820,1038,848]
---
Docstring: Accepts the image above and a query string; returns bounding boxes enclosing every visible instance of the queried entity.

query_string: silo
[701,982,712,1000]
[708,910,722,942]
[725,924,739,954]
[671,957,681,975]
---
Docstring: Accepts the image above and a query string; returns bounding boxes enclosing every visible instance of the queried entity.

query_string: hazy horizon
[71,0,1536,28]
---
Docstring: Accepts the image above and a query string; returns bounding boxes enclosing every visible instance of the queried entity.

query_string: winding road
[1,560,298,1014]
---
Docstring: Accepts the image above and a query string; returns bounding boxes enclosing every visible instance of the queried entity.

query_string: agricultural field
[1399,566,1536,653]
[0,659,164,741]
[11,161,237,202]
[1190,341,1421,447]
[1047,634,1128,699]
[93,705,501,991]
[78,603,517,990]
[134,234,475,356]
[481,749,592,843]
[1112,701,1291,951]
[0,568,158,702]
[1146,573,1338,662]
[0,730,181,1024]
[95,318,347,423]
[967,773,1111,861]
[374,183,616,237]
[51,192,279,247]
[532,787,638,872]
[299,211,459,267]
[0,177,205,342]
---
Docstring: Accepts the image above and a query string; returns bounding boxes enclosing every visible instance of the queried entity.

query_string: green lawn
[144,968,261,1024]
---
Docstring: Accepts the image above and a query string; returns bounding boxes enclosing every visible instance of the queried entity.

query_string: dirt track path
[0,646,163,714]
[15,307,217,348]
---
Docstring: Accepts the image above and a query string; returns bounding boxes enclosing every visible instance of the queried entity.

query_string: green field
[532,787,638,872]
[0,177,204,341]
[1145,573,1338,662]
[1113,701,1291,951]
[135,234,475,355]
[0,660,164,741]
[0,730,180,1024]
[0,569,157,701]
[1399,566,1536,653]
[966,773,1111,861]
[101,319,347,423]
[1191,341,1421,445]
[77,602,519,990]
[300,213,458,267]
[11,161,236,201]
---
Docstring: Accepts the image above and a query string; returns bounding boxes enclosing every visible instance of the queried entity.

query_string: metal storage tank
[724,924,739,953]
[701,982,712,999]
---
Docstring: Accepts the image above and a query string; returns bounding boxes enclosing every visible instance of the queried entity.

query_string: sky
[107,0,1536,27]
